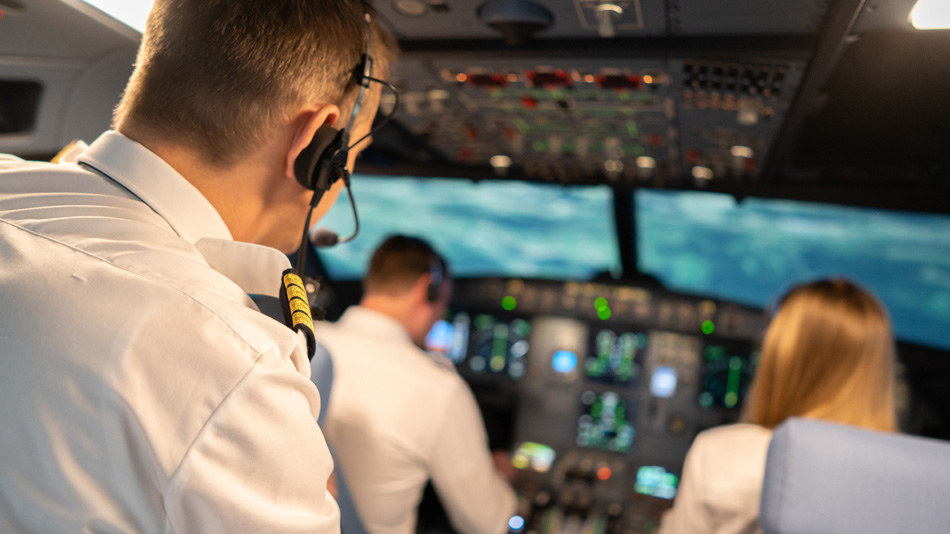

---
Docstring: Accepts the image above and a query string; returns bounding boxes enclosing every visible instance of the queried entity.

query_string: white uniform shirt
[316,306,517,534]
[659,424,773,534]
[0,132,339,533]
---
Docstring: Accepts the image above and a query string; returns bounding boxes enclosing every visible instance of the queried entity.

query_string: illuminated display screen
[512,441,556,473]
[699,342,759,410]
[585,329,646,385]
[316,176,620,281]
[634,466,679,500]
[576,390,635,453]
[552,350,578,374]
[636,189,950,350]
[468,314,530,379]
[424,312,471,364]
[650,366,678,399]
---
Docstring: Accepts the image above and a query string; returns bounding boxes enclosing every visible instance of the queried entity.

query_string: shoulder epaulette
[279,268,316,360]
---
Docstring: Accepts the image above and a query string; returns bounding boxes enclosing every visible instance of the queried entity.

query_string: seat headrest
[761,418,950,534]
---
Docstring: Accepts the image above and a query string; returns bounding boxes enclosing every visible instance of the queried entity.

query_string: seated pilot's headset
[293,13,374,195]
[427,258,444,303]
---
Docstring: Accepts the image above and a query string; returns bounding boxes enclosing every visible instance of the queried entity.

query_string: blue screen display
[636,189,950,350]
[650,366,678,399]
[552,350,578,374]
[314,175,620,281]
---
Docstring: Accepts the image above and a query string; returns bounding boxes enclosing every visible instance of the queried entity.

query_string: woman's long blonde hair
[741,278,896,431]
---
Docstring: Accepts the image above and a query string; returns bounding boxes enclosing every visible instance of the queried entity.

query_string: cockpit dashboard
[419,277,766,533]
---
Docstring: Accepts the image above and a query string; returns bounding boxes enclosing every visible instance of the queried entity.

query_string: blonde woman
[659,278,896,534]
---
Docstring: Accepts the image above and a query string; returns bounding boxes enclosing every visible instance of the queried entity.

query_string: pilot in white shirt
[0,1,396,532]
[659,279,898,534]
[316,235,517,534]
[657,424,773,534]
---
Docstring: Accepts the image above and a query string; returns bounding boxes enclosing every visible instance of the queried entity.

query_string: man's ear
[285,104,341,182]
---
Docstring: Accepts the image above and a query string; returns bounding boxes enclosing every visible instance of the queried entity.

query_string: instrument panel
[427,278,768,533]
[389,56,806,185]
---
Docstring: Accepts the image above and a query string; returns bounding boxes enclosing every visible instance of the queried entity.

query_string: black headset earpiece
[427,259,444,303]
[294,124,348,192]
[293,13,372,194]
[295,12,384,274]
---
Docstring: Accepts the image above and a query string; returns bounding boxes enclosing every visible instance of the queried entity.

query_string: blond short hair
[114,0,396,166]
[742,278,896,432]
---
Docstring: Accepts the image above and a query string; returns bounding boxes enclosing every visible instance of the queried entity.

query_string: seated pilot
[316,234,517,534]
[659,278,896,534]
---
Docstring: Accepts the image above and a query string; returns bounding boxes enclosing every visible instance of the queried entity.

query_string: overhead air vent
[0,81,42,135]
[478,0,554,46]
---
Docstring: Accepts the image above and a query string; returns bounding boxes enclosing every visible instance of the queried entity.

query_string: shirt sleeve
[427,381,517,534]
[162,347,340,534]
[658,432,711,534]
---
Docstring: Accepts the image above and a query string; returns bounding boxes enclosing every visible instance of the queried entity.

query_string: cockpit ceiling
[355,0,950,213]
[0,0,947,211]
[376,0,833,40]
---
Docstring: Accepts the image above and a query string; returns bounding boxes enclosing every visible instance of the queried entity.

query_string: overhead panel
[392,57,675,183]
[376,0,667,40]
[670,0,829,35]
[387,53,805,185]
[674,58,806,183]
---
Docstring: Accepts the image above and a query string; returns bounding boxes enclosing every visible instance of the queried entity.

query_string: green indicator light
[515,118,530,133]
[724,392,738,408]
[701,320,715,335]
[633,145,646,156]
[725,356,742,408]
[598,308,612,321]
[626,121,639,138]
[532,140,547,152]
[491,325,508,370]
[501,296,517,311]
[594,297,609,311]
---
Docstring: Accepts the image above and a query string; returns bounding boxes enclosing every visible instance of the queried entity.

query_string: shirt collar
[195,238,291,297]
[339,306,413,344]
[78,131,291,298]
[78,130,232,244]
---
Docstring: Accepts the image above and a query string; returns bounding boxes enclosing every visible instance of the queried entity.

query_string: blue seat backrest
[310,342,368,534]
[310,343,333,426]
[331,448,369,534]
[761,417,950,534]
